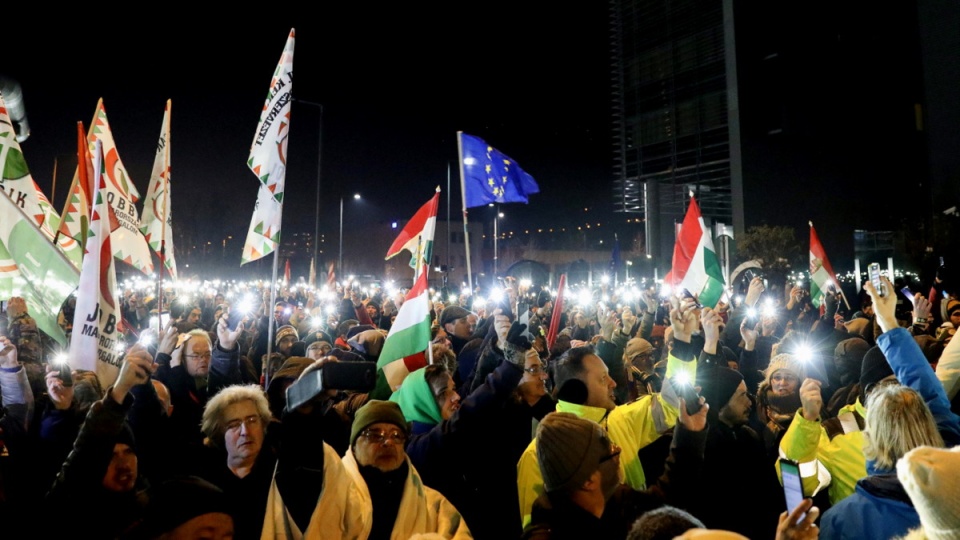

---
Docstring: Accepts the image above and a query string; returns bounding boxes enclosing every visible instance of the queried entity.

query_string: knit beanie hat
[350,400,409,448]
[696,365,744,412]
[859,346,894,393]
[128,476,231,539]
[536,412,607,493]
[764,353,804,385]
[275,325,299,346]
[896,445,960,540]
[834,337,870,386]
[946,299,960,318]
[624,338,653,360]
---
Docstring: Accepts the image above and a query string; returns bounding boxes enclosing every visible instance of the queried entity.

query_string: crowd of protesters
[0,266,959,539]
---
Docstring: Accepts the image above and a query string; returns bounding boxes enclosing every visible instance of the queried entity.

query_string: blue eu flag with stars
[460,132,539,208]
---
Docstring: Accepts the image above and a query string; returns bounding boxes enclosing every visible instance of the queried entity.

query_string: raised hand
[863,275,898,333]
[799,378,823,421]
[111,345,156,403]
[679,392,708,432]
[740,316,759,350]
[502,320,532,367]
[157,320,180,355]
[217,313,244,351]
[670,297,700,343]
[776,498,820,540]
[0,336,18,368]
[45,366,74,410]
[745,277,765,307]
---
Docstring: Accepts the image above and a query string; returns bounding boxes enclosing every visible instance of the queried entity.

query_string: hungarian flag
[809,222,839,308]
[546,274,566,350]
[665,196,725,309]
[385,188,440,270]
[69,140,123,387]
[371,270,431,398]
[86,99,154,274]
[242,29,295,265]
[140,100,178,280]
[58,122,97,258]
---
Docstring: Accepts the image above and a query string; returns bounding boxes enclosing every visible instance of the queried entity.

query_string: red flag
[283,259,291,283]
[546,274,566,350]
[326,261,336,288]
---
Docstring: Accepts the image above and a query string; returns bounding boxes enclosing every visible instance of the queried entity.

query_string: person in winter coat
[818,274,960,539]
[342,400,472,539]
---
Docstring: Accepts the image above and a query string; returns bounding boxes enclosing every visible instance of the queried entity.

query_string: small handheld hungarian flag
[665,196,725,309]
[809,221,840,308]
[385,188,440,270]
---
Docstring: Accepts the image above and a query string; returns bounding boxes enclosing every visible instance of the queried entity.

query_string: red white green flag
[58,122,96,255]
[665,196,725,309]
[69,140,123,387]
[385,188,440,270]
[373,270,431,397]
[242,29,294,265]
[140,100,177,280]
[86,99,154,274]
[809,222,839,308]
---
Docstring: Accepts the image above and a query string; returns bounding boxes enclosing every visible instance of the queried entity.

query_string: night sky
[6,7,611,273]
[6,4,951,279]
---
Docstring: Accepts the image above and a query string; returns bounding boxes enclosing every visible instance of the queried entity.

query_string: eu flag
[459,133,539,208]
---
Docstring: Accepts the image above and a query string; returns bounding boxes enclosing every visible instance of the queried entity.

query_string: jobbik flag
[370,270,430,399]
[0,190,80,346]
[140,100,178,280]
[85,99,154,274]
[0,93,83,266]
[385,188,440,269]
[665,196,725,309]
[458,132,539,208]
[69,141,123,387]
[242,29,295,265]
[809,221,840,308]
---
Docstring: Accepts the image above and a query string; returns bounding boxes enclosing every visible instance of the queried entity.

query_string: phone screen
[868,263,884,297]
[780,460,807,520]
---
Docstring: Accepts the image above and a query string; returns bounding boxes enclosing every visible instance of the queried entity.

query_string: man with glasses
[343,400,472,538]
[154,317,245,476]
[523,404,707,539]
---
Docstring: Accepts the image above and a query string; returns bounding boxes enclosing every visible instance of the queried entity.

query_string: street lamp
[339,193,361,278]
[494,210,504,279]
[294,99,323,275]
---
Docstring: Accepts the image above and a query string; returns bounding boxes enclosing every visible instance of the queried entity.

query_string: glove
[502,321,531,367]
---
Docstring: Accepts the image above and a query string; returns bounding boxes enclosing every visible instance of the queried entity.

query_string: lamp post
[494,209,503,279]
[294,99,323,275]
[339,193,361,278]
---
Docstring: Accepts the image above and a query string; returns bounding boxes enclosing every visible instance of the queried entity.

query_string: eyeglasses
[185,352,212,361]
[225,415,261,432]
[600,442,622,464]
[524,364,545,375]
[361,429,407,445]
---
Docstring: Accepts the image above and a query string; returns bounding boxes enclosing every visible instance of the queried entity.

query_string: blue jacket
[820,473,919,540]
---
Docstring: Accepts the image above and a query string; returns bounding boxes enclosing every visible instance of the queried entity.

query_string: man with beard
[522,401,708,540]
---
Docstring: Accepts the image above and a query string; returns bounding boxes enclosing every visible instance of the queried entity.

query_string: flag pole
[456,132,473,293]
[265,246,280,388]
[446,162,451,288]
